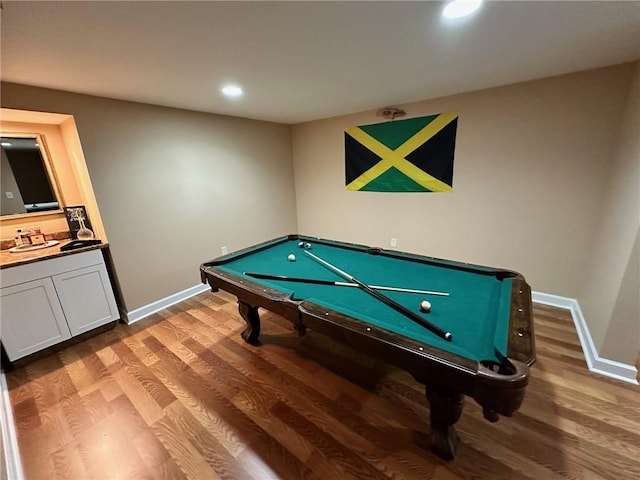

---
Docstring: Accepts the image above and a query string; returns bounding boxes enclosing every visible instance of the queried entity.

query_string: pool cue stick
[243,272,449,296]
[303,250,453,341]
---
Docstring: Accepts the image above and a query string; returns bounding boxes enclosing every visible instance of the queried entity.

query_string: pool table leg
[425,387,464,460]
[293,322,307,337]
[238,301,260,345]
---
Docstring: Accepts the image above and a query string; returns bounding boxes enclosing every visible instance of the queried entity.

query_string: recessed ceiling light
[442,0,483,20]
[221,85,243,98]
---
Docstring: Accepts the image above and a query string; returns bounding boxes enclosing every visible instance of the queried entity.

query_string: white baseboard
[0,373,24,480]
[125,283,210,325]
[532,291,639,385]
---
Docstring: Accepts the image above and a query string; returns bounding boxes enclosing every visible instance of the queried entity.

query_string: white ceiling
[1,1,639,124]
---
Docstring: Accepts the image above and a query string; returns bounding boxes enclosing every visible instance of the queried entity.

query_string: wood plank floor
[5,291,640,479]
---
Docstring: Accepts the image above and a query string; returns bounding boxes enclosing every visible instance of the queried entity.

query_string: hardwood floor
[5,291,640,479]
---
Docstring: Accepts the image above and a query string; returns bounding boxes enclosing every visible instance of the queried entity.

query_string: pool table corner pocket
[473,358,530,418]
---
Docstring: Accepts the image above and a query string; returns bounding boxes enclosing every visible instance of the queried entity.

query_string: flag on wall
[345,112,458,192]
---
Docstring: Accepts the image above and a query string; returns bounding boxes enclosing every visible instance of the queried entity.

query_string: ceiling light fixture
[221,84,243,98]
[442,0,483,20]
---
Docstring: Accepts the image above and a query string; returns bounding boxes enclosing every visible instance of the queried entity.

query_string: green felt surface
[218,237,512,363]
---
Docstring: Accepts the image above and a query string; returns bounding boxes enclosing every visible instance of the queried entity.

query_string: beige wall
[0,84,298,311]
[581,63,639,365]
[291,63,638,364]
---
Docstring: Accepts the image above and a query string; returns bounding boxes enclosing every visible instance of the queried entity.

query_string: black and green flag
[345,112,458,192]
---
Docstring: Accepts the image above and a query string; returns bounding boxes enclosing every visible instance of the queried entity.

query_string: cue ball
[420,300,432,313]
[287,254,296,262]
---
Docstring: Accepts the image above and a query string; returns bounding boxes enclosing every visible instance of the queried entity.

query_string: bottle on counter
[16,228,31,246]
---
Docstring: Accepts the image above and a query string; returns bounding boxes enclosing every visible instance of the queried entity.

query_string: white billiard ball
[420,300,432,313]
[287,254,296,262]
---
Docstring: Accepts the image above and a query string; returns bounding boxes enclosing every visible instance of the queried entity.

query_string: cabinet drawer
[1,249,104,288]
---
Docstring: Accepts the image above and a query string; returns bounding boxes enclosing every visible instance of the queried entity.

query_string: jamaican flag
[345,112,458,192]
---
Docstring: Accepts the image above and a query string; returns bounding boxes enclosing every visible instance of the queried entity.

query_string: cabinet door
[0,278,72,361]
[52,263,119,336]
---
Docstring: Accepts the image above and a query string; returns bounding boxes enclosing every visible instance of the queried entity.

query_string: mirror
[1,133,63,218]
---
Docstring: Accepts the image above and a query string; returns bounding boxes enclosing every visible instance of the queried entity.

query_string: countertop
[0,240,108,269]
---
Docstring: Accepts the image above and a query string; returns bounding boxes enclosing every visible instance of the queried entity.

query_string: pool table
[200,234,535,460]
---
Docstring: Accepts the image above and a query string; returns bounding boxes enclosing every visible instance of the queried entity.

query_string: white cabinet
[1,249,119,361]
